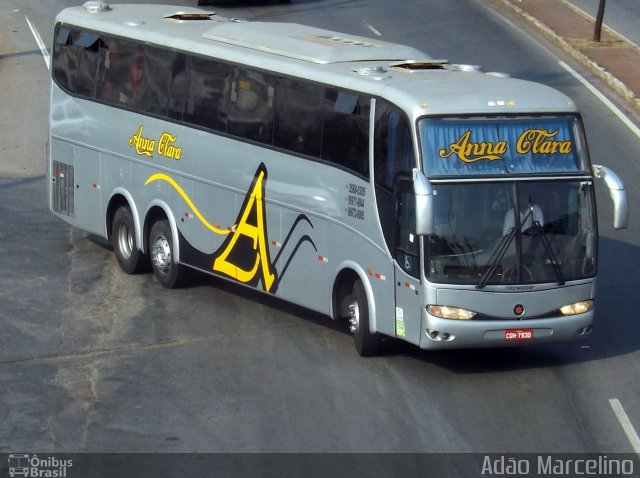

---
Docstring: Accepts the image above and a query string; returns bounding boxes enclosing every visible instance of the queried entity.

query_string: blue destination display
[420,117,585,176]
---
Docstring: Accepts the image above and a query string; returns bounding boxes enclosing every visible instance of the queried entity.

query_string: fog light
[427,305,476,320]
[560,300,593,316]
[578,326,593,335]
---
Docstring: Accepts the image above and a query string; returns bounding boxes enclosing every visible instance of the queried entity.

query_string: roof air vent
[164,12,216,22]
[450,64,483,72]
[83,1,111,13]
[390,60,449,71]
[354,66,391,80]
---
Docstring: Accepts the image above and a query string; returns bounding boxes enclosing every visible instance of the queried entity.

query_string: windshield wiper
[476,225,518,289]
[524,222,565,285]
[477,206,536,289]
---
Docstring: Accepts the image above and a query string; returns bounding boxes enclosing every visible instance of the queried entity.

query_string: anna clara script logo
[8,454,73,477]
[128,125,182,160]
[438,128,573,163]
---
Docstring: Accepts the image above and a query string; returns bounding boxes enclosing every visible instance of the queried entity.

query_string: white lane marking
[609,398,640,454]
[25,15,50,70]
[559,60,640,140]
[365,23,382,37]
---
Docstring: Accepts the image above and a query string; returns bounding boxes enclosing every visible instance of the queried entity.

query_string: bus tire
[112,206,148,274]
[348,279,381,357]
[149,219,187,289]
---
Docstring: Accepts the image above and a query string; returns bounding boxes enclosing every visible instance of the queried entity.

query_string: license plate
[504,328,534,341]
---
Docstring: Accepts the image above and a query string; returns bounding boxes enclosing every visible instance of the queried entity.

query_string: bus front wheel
[149,219,187,289]
[112,206,148,274]
[348,279,381,357]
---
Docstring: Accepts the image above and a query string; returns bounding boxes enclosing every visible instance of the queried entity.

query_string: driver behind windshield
[503,189,544,236]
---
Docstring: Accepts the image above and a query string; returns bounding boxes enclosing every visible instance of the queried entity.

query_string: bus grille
[52,161,74,216]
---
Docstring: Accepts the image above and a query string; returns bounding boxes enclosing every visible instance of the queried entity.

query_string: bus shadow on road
[86,231,640,374]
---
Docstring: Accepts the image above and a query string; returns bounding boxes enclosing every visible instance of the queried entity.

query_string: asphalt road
[1,0,640,463]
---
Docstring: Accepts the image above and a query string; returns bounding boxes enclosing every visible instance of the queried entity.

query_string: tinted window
[322,90,370,176]
[52,27,79,93]
[227,68,276,144]
[51,24,374,178]
[274,78,324,157]
[374,100,415,190]
[141,46,187,117]
[183,55,230,131]
[373,100,415,252]
[97,37,144,108]
[75,33,106,97]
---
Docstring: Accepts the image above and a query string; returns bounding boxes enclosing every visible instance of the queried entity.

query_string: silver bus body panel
[434,282,595,318]
[391,280,595,349]
[420,312,594,350]
[414,282,596,349]
[50,80,392,320]
[201,21,433,65]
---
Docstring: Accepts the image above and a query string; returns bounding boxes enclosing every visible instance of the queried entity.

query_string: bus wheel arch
[333,267,381,356]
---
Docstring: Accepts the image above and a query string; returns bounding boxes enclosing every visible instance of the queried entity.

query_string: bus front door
[393,178,423,345]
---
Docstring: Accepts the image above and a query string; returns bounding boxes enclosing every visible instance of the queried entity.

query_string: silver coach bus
[49,2,628,356]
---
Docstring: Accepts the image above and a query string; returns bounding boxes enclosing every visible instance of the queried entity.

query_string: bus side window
[52,26,78,93]
[141,46,187,118]
[227,68,276,144]
[274,78,324,157]
[75,33,105,98]
[373,100,415,253]
[395,181,419,278]
[373,101,414,189]
[98,37,143,108]
[183,56,230,132]
[165,53,188,121]
[322,90,370,177]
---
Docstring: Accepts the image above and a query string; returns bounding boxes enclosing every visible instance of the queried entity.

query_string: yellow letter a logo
[212,163,277,292]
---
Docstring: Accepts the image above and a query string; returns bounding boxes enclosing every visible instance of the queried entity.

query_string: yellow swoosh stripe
[145,173,232,235]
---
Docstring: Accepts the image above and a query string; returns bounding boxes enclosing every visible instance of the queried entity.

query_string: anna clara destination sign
[421,117,585,176]
[439,128,573,163]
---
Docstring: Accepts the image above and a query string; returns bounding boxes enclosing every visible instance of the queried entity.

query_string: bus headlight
[427,305,476,320]
[559,300,593,316]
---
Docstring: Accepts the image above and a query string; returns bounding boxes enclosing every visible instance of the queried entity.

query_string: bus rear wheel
[112,206,148,274]
[149,219,187,288]
[348,279,381,357]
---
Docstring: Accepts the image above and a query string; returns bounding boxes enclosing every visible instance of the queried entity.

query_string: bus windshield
[419,115,596,286]
[425,180,597,286]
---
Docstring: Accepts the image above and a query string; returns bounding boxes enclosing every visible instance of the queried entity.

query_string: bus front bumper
[418,310,594,350]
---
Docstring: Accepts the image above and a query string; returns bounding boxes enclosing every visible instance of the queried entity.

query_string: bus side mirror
[593,164,628,229]
[413,168,434,236]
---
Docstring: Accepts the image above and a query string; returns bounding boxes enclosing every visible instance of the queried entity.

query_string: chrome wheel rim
[348,301,359,333]
[151,236,172,274]
[116,224,134,260]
